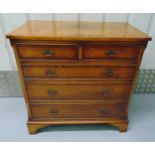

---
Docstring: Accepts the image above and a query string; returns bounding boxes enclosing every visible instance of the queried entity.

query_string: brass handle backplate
[48,89,58,96]
[43,49,54,57]
[104,69,113,77]
[49,109,59,114]
[106,50,116,57]
[46,69,56,76]
[99,109,110,115]
[101,89,111,96]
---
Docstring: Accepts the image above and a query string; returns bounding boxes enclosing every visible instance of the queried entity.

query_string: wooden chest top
[6,20,151,41]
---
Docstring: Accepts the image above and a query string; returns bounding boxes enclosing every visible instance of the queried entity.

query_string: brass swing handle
[101,89,111,97]
[46,69,56,76]
[106,50,116,57]
[49,109,59,114]
[104,69,114,77]
[43,49,55,57]
[98,109,110,115]
[48,89,58,96]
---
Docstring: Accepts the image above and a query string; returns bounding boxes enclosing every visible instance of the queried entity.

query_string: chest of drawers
[6,21,151,134]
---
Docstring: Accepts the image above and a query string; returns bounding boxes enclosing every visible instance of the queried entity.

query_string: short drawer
[30,102,125,119]
[17,45,78,60]
[26,81,131,100]
[23,66,136,79]
[82,45,139,60]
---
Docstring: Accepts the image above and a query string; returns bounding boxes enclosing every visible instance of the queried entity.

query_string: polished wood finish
[26,81,130,100]
[17,44,78,59]
[23,66,136,79]
[30,102,125,119]
[6,21,151,134]
[83,45,139,60]
[6,21,151,41]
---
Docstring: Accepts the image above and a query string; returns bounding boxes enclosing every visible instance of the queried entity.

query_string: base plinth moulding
[27,119,128,134]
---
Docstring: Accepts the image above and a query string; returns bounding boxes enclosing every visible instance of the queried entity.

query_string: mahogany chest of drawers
[6,21,151,134]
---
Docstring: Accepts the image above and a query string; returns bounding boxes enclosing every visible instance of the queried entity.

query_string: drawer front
[17,45,78,59]
[30,102,125,119]
[23,66,136,79]
[83,45,139,60]
[26,82,131,100]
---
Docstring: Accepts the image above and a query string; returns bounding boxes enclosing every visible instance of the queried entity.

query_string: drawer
[17,45,78,60]
[82,45,139,60]
[26,82,131,100]
[30,102,125,119]
[23,66,136,79]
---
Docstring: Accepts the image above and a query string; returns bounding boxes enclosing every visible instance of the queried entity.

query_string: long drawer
[30,102,125,119]
[26,81,131,100]
[23,66,136,79]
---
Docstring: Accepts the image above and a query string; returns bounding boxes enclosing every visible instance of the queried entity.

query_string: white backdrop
[0,13,154,70]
